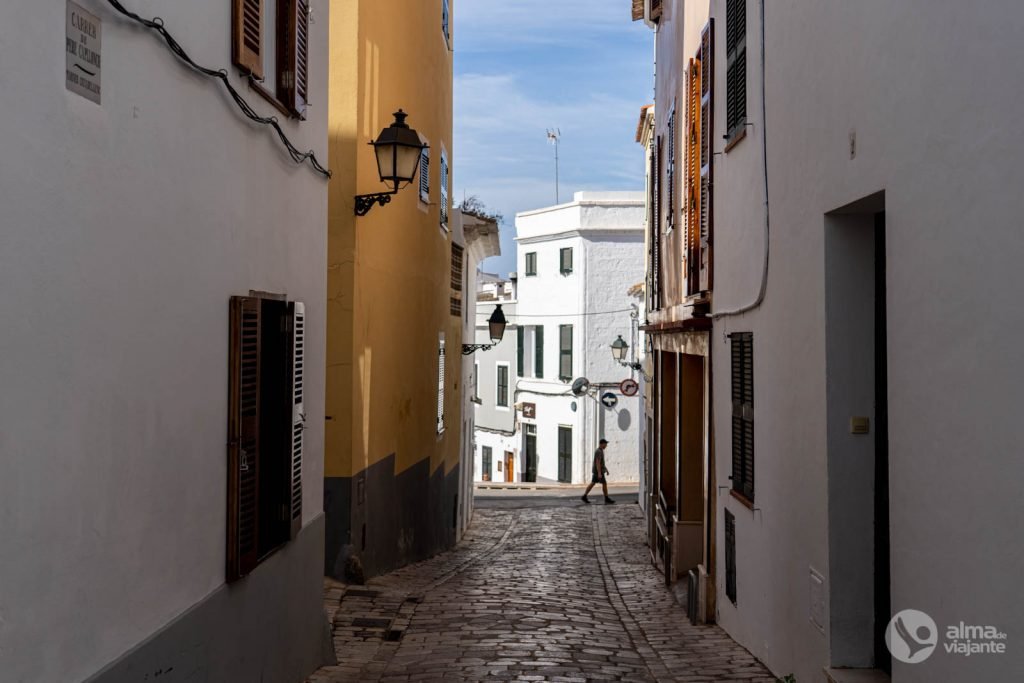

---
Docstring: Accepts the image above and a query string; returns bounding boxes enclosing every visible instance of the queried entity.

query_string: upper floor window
[730,332,754,501]
[726,0,748,141]
[559,247,573,275]
[450,243,464,316]
[525,252,537,276]
[442,0,451,47]
[440,148,450,231]
[419,146,430,203]
[558,325,573,380]
[496,363,510,407]
[232,0,310,119]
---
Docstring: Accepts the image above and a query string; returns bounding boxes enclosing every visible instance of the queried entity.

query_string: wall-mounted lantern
[463,305,507,355]
[354,109,427,216]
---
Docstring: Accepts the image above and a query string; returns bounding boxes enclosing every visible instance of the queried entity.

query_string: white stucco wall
[670,0,1024,680]
[0,3,328,681]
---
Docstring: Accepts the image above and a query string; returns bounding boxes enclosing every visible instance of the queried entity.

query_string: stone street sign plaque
[66,1,102,104]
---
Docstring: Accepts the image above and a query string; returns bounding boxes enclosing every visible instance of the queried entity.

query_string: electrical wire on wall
[104,0,331,179]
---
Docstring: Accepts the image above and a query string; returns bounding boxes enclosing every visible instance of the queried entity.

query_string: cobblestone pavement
[308,503,774,682]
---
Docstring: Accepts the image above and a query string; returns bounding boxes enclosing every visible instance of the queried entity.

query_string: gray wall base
[85,514,332,683]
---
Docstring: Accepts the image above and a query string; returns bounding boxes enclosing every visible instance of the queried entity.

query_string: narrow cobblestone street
[309,501,773,682]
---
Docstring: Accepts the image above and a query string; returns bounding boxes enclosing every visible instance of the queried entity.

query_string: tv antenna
[546,128,561,204]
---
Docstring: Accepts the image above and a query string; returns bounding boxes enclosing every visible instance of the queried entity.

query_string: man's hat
[599,439,608,444]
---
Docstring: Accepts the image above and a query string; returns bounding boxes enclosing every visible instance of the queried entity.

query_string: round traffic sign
[620,378,639,397]
[600,392,618,408]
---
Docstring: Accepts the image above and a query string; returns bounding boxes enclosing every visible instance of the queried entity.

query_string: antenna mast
[546,128,561,204]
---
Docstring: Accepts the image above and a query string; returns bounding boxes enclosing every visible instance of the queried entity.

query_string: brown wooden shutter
[699,20,715,292]
[282,0,310,118]
[228,296,261,581]
[232,0,263,80]
[288,301,305,540]
[685,58,702,296]
[450,243,464,316]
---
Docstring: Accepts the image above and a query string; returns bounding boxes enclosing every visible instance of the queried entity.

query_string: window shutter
[685,59,702,296]
[442,0,451,44]
[725,509,737,604]
[419,147,430,202]
[650,0,663,22]
[517,327,525,376]
[288,301,305,540]
[699,20,715,292]
[667,108,676,229]
[653,137,662,309]
[440,152,449,229]
[559,325,573,379]
[437,337,446,433]
[725,0,747,138]
[227,296,261,581]
[232,0,263,80]
[730,332,754,501]
[535,325,544,379]
[450,243,464,317]
[281,0,310,118]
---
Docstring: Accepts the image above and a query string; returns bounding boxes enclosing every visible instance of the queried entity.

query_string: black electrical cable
[105,0,331,179]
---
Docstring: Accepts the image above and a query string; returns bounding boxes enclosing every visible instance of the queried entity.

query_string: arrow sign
[600,392,618,408]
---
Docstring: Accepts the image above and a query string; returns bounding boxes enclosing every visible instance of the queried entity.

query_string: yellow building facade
[325,0,460,578]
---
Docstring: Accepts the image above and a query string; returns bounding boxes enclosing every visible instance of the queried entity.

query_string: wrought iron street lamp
[354,109,427,216]
[463,305,507,355]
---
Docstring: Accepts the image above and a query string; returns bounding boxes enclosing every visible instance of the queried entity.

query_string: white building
[474,192,646,485]
[0,3,329,682]
[638,0,1024,680]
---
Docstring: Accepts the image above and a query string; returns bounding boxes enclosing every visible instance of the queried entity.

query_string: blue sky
[453,1,653,278]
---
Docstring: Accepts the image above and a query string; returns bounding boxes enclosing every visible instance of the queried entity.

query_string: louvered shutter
[437,337,446,434]
[667,108,676,229]
[419,147,430,202]
[725,0,747,138]
[725,510,737,603]
[228,297,261,581]
[232,0,263,80]
[440,152,450,229]
[517,327,525,376]
[559,325,573,380]
[685,59,702,296]
[534,326,544,379]
[288,302,305,539]
[450,243,464,316]
[650,0,663,22]
[730,332,754,501]
[699,20,715,292]
[282,0,310,118]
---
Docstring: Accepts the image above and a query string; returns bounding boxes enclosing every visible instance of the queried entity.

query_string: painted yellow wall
[327,0,458,480]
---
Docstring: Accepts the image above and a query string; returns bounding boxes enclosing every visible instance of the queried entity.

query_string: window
[440,149,450,230]
[442,0,451,47]
[419,146,430,202]
[473,362,479,402]
[699,20,715,292]
[725,509,737,604]
[650,0,663,22]
[525,252,537,276]
[725,0,747,140]
[437,334,446,434]
[496,364,509,407]
[534,326,544,379]
[517,327,525,376]
[730,332,754,501]
[684,57,702,296]
[558,325,573,380]
[559,247,573,274]
[232,0,310,118]
[450,243,464,316]
[557,426,572,483]
[481,446,492,481]
[226,295,305,582]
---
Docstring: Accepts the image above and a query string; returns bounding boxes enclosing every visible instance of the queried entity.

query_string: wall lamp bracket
[354,190,397,216]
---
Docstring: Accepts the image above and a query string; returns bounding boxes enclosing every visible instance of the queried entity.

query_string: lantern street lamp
[463,305,508,355]
[610,334,644,373]
[354,109,428,216]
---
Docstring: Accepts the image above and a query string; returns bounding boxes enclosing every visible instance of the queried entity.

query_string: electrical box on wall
[850,417,870,434]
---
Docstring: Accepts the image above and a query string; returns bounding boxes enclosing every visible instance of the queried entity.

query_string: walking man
[582,439,615,504]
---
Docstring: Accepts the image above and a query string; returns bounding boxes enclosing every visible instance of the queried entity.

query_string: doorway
[524,424,537,482]
[504,451,515,483]
[825,193,890,671]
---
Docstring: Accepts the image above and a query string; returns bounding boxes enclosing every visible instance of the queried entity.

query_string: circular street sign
[600,392,618,408]
[620,378,639,397]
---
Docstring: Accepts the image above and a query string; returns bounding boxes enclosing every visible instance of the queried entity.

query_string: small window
[496,364,509,407]
[436,334,446,434]
[557,426,572,483]
[473,362,480,402]
[481,446,492,481]
[226,295,305,582]
[442,0,451,47]
[450,243,464,317]
[666,107,676,229]
[558,325,573,380]
[232,0,310,118]
[730,332,754,500]
[517,327,525,376]
[726,0,747,140]
[559,247,573,274]
[525,252,537,276]
[725,509,737,604]
[419,147,430,202]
